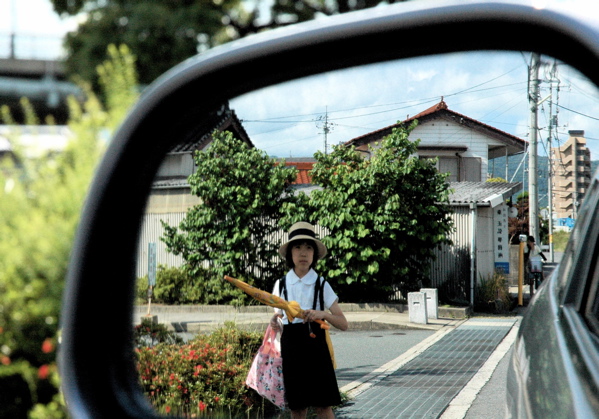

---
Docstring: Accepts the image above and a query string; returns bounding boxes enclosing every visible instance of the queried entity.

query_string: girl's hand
[270,314,282,331]
[303,309,325,323]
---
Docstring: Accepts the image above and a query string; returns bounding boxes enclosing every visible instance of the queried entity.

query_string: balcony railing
[0,32,65,61]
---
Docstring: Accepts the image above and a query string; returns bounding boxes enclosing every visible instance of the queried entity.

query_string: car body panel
[507,175,599,418]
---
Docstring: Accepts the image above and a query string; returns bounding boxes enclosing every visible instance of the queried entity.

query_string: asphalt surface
[330,329,437,389]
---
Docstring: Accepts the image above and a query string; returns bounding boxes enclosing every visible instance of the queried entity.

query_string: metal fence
[137,210,470,303]
[0,32,65,60]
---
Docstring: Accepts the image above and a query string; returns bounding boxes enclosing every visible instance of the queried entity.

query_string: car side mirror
[58,1,599,416]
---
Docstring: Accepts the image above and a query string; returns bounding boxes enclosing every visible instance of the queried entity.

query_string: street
[331,320,519,418]
[330,329,437,389]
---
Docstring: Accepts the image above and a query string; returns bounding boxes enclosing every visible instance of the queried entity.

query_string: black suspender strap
[280,277,288,301]
[279,276,326,311]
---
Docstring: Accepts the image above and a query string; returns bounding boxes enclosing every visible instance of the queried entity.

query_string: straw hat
[278,222,327,259]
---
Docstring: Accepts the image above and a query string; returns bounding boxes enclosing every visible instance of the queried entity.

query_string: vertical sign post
[147,242,156,316]
[493,204,510,274]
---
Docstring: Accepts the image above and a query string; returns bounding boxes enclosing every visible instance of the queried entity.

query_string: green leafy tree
[161,131,298,303]
[304,122,454,301]
[51,0,409,88]
[508,192,548,245]
[0,44,138,418]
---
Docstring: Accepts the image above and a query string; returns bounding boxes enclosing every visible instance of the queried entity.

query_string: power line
[555,103,599,121]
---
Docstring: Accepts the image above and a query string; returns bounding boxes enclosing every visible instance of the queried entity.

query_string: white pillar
[408,292,428,324]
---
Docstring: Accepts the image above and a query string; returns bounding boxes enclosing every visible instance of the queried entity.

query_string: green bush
[137,265,212,305]
[474,270,513,314]
[135,323,275,417]
[552,230,570,252]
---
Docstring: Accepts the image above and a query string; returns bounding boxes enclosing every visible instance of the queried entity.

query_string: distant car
[58,0,599,417]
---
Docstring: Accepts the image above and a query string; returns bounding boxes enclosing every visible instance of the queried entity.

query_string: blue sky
[231,52,599,160]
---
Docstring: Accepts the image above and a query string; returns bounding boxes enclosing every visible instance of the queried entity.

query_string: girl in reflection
[270,222,348,419]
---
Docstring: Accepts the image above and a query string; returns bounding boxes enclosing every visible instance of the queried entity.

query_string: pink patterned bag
[246,325,286,408]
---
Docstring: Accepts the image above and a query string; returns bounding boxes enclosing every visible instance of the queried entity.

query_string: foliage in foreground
[0,44,138,418]
[136,323,274,417]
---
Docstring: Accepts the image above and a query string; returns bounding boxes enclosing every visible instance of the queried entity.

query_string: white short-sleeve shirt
[272,268,338,324]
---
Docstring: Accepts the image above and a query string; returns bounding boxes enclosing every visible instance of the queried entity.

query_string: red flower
[199,401,206,412]
[38,364,49,380]
[165,406,171,413]
[1,356,10,366]
[42,338,54,354]
[214,396,220,402]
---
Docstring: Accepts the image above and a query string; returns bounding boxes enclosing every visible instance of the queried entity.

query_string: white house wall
[412,120,508,181]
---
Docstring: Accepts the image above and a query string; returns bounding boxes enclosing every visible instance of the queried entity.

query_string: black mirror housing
[59,1,599,417]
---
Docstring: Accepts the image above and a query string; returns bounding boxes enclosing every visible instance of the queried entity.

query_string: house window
[461,157,481,182]
[439,157,459,182]
[422,156,481,182]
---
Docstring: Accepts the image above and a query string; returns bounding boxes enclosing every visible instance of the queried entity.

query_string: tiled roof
[448,181,522,206]
[345,100,526,152]
[285,161,315,185]
[168,104,253,153]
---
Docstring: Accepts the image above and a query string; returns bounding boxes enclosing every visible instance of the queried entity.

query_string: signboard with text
[148,242,157,286]
[493,204,510,274]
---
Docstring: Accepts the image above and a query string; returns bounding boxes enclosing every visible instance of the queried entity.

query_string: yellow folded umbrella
[223,275,329,329]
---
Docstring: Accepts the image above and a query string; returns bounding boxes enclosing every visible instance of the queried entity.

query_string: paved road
[330,329,437,389]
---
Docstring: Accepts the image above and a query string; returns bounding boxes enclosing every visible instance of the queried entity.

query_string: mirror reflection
[132,51,599,416]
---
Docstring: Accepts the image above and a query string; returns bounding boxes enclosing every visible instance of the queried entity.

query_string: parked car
[506,170,599,417]
[59,0,599,417]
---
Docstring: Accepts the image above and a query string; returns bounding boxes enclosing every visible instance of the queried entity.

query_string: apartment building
[552,130,592,220]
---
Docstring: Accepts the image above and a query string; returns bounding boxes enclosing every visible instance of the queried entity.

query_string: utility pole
[528,52,541,243]
[10,0,16,59]
[546,60,559,262]
[316,107,335,154]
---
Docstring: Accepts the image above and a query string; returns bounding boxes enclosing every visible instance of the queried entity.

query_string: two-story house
[341,99,525,303]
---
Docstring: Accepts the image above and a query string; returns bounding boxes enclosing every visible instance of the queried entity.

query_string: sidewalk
[133,303,465,334]
[336,316,519,418]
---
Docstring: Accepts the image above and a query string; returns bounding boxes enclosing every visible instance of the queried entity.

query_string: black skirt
[281,322,341,410]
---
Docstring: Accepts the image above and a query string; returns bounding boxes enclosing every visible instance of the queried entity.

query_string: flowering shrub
[134,318,183,348]
[136,322,278,417]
